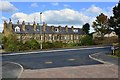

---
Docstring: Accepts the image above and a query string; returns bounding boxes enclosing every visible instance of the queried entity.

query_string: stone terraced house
[3,19,86,43]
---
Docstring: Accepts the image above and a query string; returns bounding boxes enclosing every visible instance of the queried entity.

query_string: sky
[0,1,118,33]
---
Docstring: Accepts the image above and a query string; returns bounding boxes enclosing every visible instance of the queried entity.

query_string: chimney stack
[9,18,12,31]
[28,22,30,25]
[65,25,68,32]
[3,20,7,31]
[71,26,74,32]
[58,25,61,32]
[22,21,26,31]
[33,21,36,31]
[17,20,19,25]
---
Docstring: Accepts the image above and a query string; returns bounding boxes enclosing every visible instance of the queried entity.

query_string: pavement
[2,62,23,79]
[90,52,119,65]
[2,46,119,78]
[20,64,118,78]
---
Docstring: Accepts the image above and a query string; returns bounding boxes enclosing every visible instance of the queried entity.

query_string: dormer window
[15,26,20,32]
[73,29,78,33]
[55,28,59,32]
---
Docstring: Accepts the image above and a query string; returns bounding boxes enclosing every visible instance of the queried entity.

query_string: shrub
[42,42,54,49]
[52,41,63,48]
[114,50,120,57]
[67,43,79,47]
[43,41,65,49]
[24,39,39,50]
[3,34,20,52]
[80,35,94,46]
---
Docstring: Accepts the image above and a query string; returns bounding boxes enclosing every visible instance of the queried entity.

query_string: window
[15,26,20,32]
[73,29,78,32]
[37,29,39,31]
[55,28,59,32]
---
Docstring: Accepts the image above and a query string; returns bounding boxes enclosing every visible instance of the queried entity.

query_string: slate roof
[11,24,85,35]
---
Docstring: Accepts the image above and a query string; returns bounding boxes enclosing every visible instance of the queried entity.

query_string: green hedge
[80,35,94,46]
[114,50,120,57]
[2,34,95,52]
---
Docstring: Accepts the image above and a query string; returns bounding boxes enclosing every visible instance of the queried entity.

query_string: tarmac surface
[2,46,119,78]
[2,47,111,69]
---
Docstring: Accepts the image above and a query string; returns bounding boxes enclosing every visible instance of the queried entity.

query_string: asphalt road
[2,47,111,69]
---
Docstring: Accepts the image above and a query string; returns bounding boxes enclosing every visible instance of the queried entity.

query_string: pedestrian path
[2,62,23,79]
[90,52,119,65]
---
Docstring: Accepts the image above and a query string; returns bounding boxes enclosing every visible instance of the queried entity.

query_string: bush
[80,35,94,46]
[3,34,20,52]
[114,50,120,57]
[24,39,39,50]
[42,42,54,49]
[67,43,79,47]
[2,34,40,52]
[52,41,63,48]
[43,41,63,49]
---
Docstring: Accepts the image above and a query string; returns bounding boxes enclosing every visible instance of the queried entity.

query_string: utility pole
[40,12,42,49]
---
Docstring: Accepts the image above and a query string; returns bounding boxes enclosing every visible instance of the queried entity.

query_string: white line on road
[2,46,110,56]
[45,61,53,64]
[68,58,76,61]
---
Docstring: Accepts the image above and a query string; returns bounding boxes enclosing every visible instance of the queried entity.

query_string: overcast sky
[0,1,118,33]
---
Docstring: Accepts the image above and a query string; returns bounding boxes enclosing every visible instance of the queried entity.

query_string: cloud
[86,5,102,15]
[0,1,18,12]
[1,16,8,21]
[0,24,4,32]
[51,2,59,6]
[11,8,90,26]
[84,5,113,18]
[11,12,28,22]
[43,9,90,25]
[31,3,39,8]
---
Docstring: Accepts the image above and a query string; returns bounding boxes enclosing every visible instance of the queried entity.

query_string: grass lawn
[108,55,120,58]
[108,50,120,58]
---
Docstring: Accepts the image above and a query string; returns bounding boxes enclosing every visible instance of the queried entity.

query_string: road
[2,46,111,69]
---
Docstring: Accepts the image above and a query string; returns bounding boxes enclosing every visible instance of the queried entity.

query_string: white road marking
[68,58,76,61]
[45,61,53,64]
[2,46,110,56]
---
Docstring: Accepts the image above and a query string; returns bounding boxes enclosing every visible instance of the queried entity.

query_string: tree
[92,13,109,38]
[108,2,120,40]
[80,35,94,46]
[82,23,90,35]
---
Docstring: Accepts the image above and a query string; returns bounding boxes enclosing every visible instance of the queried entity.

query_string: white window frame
[15,26,20,32]
[73,29,78,33]
[55,28,59,32]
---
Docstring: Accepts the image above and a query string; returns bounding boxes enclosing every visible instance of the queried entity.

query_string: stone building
[3,19,85,43]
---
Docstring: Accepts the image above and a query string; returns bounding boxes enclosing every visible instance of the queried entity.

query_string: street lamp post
[40,12,42,49]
